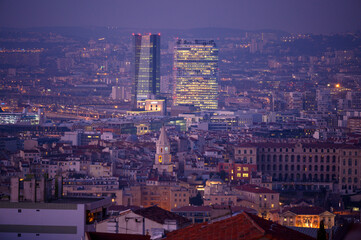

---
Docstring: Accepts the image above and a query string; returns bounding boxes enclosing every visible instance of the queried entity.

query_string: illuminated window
[242,173,249,178]
[158,156,162,163]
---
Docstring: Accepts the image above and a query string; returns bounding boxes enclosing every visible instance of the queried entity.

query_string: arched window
[158,155,162,163]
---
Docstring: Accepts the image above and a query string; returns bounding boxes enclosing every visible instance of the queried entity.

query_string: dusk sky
[0,0,361,33]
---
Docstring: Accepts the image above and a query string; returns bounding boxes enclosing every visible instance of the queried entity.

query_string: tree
[189,192,203,206]
[317,220,327,240]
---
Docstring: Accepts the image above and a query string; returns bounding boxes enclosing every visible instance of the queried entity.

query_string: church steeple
[158,126,170,147]
[154,126,173,174]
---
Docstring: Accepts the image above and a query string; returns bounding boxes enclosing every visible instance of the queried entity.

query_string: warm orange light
[335,84,340,88]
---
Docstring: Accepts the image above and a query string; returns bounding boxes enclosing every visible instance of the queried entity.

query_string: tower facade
[133,34,161,104]
[174,39,219,110]
[154,126,173,174]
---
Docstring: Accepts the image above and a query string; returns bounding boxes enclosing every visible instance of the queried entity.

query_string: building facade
[133,34,160,103]
[280,206,335,229]
[173,39,219,110]
[235,142,361,193]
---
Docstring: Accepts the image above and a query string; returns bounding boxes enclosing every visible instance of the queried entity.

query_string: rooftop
[234,184,277,194]
[282,206,330,215]
[134,206,190,226]
[164,212,315,240]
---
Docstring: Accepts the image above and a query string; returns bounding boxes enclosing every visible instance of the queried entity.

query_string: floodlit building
[280,206,335,229]
[173,39,219,110]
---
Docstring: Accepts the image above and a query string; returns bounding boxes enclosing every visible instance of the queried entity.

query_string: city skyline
[1,1,361,240]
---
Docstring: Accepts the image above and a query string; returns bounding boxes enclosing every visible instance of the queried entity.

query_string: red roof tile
[164,212,315,240]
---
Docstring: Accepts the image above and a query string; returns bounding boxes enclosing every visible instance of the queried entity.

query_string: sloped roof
[134,206,190,226]
[282,206,329,215]
[164,212,315,240]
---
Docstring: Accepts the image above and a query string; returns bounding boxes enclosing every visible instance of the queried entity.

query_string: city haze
[0,0,361,33]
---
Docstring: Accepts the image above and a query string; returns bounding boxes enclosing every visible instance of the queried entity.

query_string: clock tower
[154,126,173,174]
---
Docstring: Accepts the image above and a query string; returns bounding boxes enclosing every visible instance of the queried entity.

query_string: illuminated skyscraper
[133,34,160,103]
[174,39,218,110]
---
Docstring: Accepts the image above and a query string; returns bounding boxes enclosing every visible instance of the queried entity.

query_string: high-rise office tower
[133,34,160,104]
[174,39,219,110]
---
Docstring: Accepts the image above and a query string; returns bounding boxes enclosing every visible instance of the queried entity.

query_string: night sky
[0,0,361,33]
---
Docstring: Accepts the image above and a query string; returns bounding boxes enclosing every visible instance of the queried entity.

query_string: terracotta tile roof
[134,206,191,226]
[234,184,277,194]
[86,232,150,240]
[164,212,315,240]
[282,206,328,215]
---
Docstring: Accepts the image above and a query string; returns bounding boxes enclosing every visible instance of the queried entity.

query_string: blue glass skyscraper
[133,34,160,104]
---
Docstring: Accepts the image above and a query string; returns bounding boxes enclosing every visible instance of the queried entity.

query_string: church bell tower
[154,126,173,174]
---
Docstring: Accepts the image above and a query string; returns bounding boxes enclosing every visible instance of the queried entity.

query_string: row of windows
[271,173,337,182]
[259,164,337,172]
[237,149,254,154]
[259,155,337,163]
[257,147,358,156]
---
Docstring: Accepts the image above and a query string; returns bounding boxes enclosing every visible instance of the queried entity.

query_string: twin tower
[133,34,219,111]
